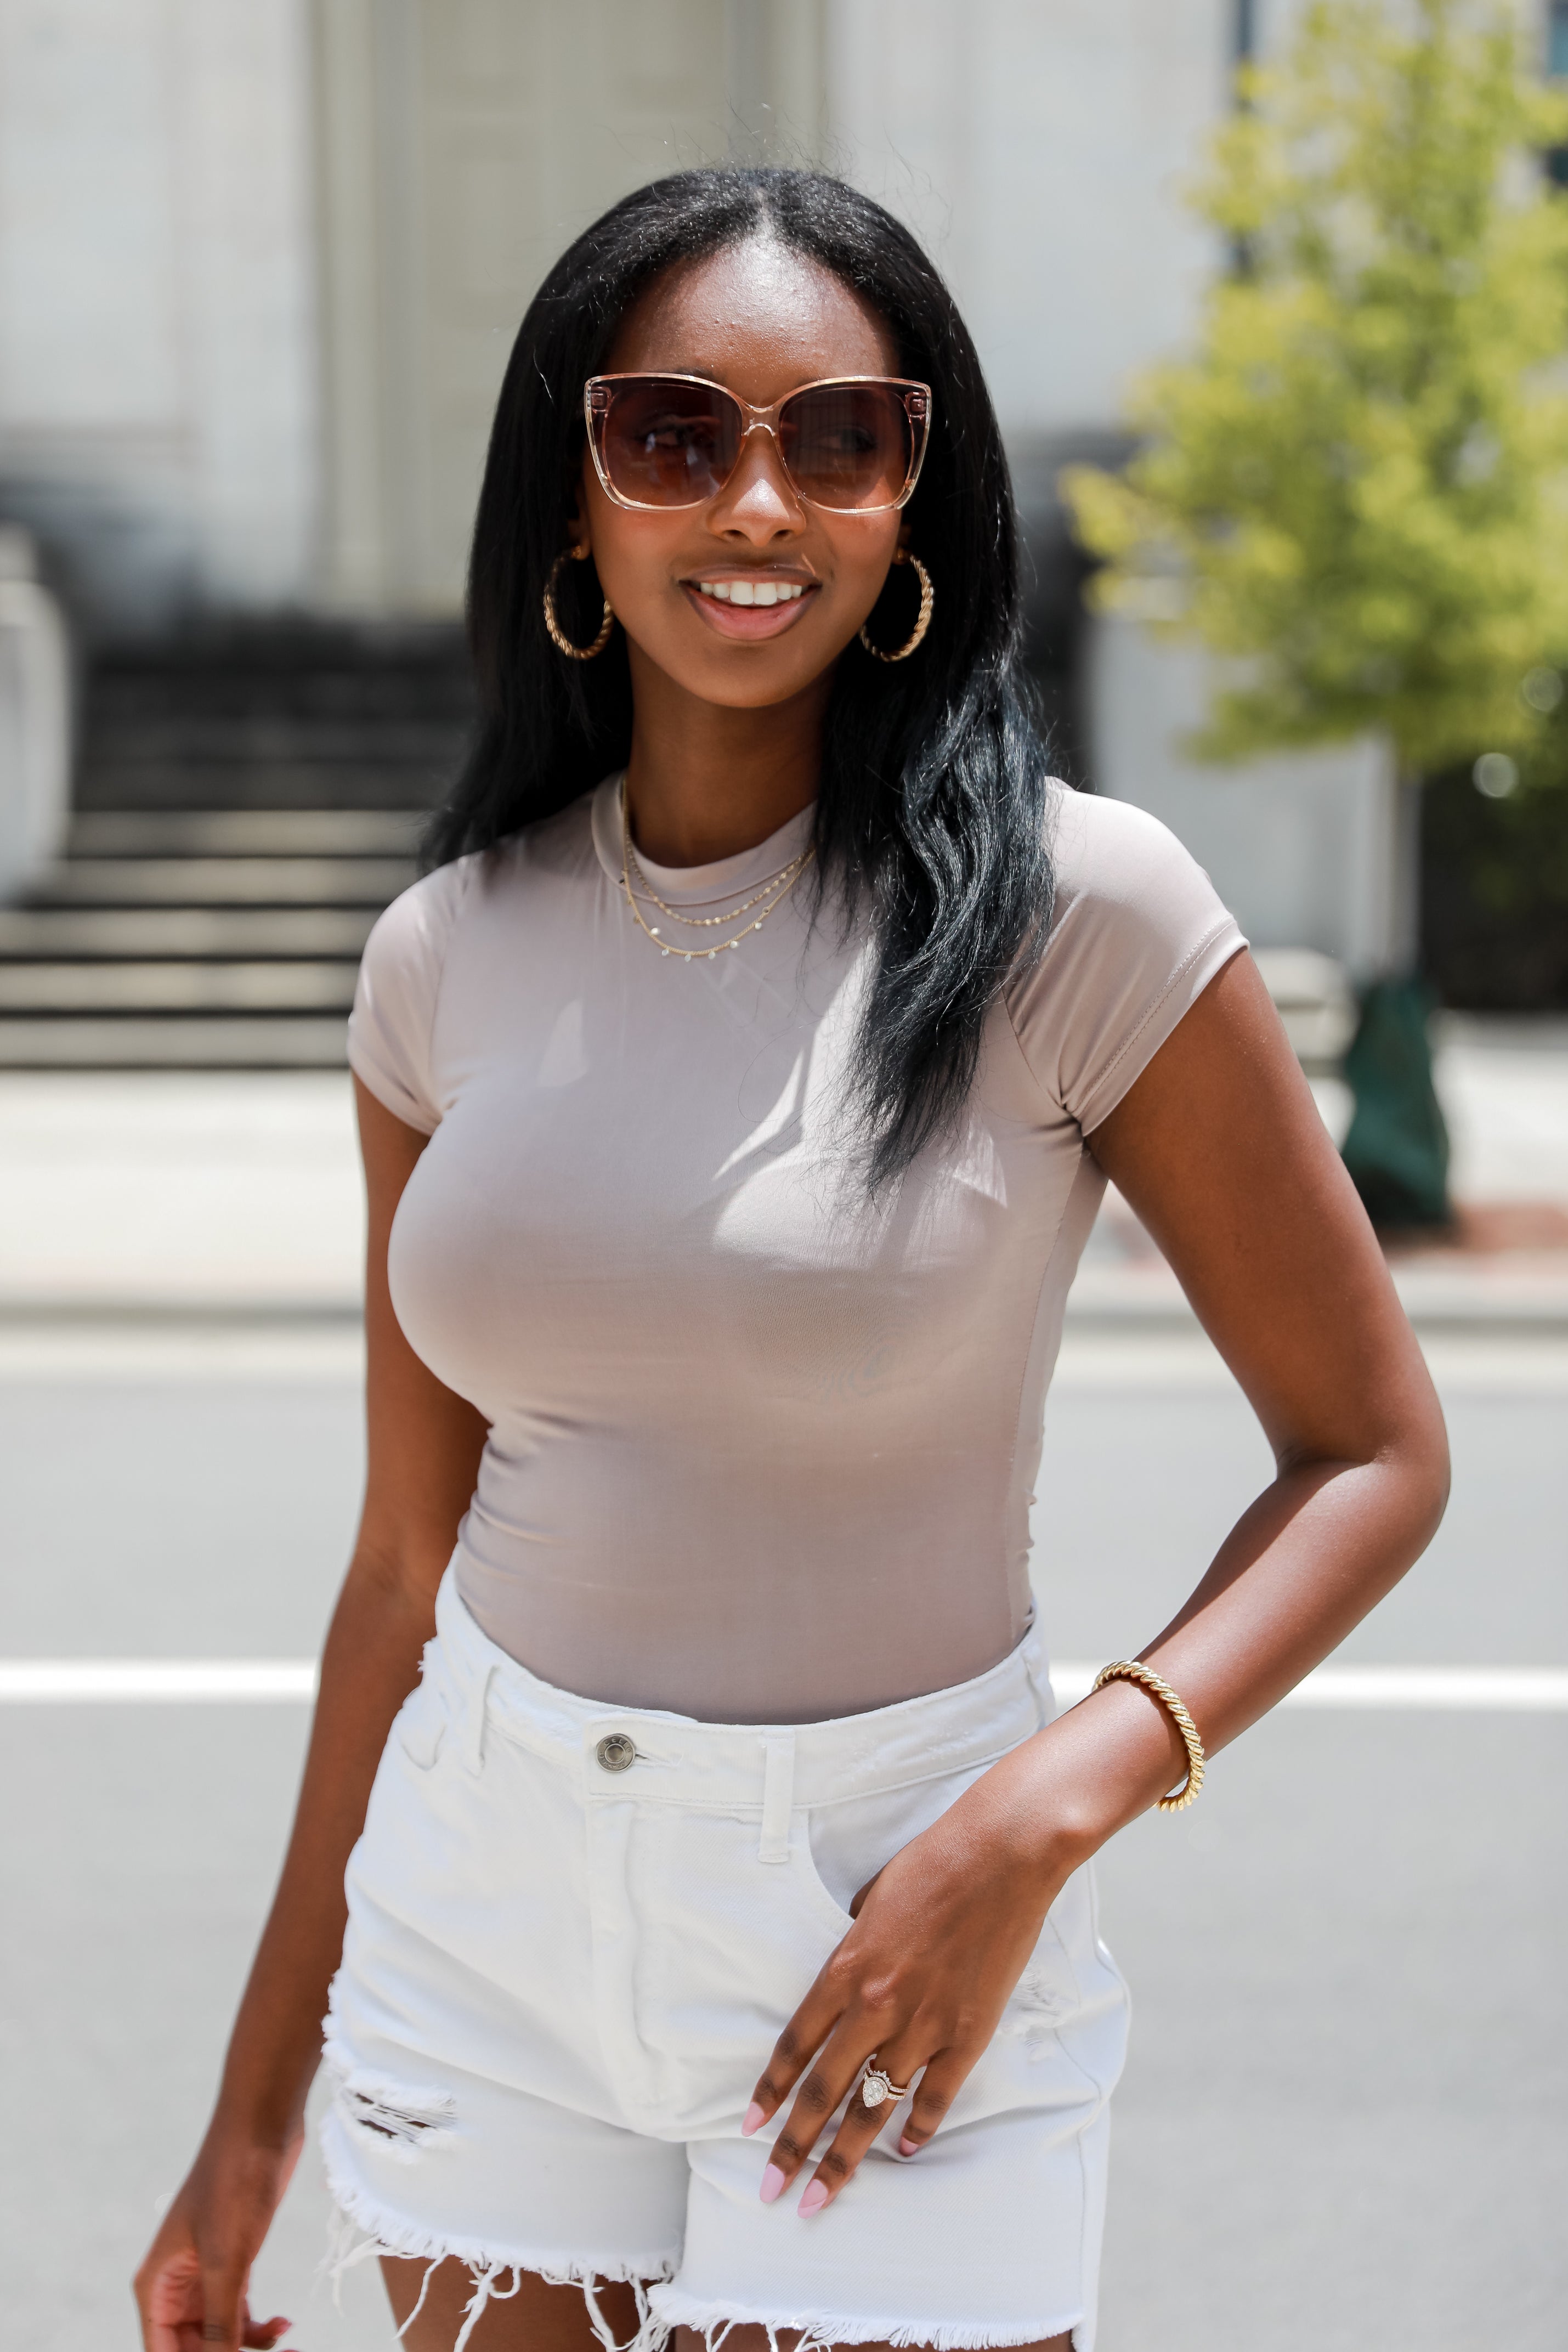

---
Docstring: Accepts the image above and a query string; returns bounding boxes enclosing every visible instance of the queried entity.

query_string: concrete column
[0,0,319,625]
[0,529,71,904]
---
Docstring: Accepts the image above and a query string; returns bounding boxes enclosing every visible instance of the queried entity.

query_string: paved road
[2,1326,1565,2351]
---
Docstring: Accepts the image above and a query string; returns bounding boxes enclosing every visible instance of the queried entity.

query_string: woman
[135,168,1447,2352]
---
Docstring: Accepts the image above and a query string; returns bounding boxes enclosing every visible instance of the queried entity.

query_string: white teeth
[695,580,805,604]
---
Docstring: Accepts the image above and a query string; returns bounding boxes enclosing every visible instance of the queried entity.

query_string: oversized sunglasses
[584,372,932,514]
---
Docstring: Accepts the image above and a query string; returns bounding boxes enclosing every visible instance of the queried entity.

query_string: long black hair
[427,166,1056,1186]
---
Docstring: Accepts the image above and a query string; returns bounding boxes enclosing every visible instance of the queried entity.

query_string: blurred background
[1,3,1564,2348]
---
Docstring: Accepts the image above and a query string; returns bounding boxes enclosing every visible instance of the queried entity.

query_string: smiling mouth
[694,579,809,606]
[681,575,819,641]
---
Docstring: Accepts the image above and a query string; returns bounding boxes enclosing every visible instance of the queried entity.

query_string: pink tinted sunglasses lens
[779,383,921,509]
[596,379,740,507]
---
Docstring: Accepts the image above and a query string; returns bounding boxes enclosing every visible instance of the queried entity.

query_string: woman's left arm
[745,950,1450,2212]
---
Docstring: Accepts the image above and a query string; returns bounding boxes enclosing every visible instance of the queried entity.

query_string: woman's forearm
[208,1555,438,2144]
[1044,950,1452,1861]
[975,1439,1448,1870]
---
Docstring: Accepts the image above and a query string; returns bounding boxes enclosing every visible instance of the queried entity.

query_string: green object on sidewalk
[1341,979,1451,1229]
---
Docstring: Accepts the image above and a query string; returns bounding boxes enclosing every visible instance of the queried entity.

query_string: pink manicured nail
[760,2163,787,2204]
[898,2136,920,2156]
[798,2179,829,2217]
[741,2102,767,2137]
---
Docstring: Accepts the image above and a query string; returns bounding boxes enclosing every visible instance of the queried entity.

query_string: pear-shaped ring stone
[859,2061,911,2111]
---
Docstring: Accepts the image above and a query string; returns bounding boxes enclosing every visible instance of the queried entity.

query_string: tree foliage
[1061,0,1568,774]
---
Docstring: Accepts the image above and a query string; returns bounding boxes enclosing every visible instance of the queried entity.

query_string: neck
[622,643,829,867]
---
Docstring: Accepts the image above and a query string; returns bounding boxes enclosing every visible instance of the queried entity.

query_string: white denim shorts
[321,1571,1130,2352]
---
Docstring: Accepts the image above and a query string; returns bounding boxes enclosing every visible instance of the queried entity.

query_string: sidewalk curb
[1064,1264,1568,1338]
[4,1286,1566,1337]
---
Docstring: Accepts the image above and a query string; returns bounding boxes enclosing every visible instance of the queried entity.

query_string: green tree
[1062,0,1568,1223]
[1064,0,1568,767]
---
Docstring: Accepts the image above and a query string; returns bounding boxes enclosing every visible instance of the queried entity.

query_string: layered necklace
[619,791,813,962]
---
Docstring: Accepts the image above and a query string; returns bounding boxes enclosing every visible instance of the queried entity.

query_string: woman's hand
[740,1728,1118,2217]
[134,2118,302,2352]
[741,1675,1195,2214]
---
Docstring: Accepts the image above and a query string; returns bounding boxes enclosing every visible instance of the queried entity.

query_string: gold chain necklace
[626,837,808,929]
[620,796,813,961]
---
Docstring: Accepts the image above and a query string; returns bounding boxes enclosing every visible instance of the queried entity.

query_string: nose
[706,425,806,545]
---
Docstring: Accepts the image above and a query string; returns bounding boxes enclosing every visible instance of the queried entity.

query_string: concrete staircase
[0,630,472,1067]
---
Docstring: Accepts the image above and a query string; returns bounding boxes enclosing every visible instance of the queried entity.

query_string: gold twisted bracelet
[1092,1660,1207,1812]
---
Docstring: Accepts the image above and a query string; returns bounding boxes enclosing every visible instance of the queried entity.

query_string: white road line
[3,1331,1566,1391]
[1050,1663,1568,1709]
[0,1659,318,1701]
[1,1659,1566,1709]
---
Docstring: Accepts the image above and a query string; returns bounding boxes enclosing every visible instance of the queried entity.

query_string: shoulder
[1046,787,1220,925]
[1006,787,1247,1132]
[348,792,602,1133]
[364,785,598,974]
[348,856,480,1134]
[363,854,478,971]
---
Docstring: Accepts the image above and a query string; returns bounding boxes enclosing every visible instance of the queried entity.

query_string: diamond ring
[859,2058,913,2111]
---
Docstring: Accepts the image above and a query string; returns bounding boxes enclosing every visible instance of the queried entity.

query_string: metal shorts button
[595,1732,636,1773]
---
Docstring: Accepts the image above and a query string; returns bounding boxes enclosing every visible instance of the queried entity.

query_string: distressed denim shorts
[321,1570,1130,2351]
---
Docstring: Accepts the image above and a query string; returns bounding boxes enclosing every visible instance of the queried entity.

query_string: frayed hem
[321,2152,676,2352]
[647,2287,1086,2352]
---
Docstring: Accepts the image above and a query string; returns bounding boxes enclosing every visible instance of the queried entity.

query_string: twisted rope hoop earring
[858,547,934,664]
[543,547,614,660]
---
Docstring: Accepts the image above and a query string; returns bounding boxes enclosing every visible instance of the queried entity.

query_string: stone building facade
[0,0,1235,630]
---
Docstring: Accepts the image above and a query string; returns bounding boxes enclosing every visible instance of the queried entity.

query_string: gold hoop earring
[858,549,933,663]
[543,548,613,660]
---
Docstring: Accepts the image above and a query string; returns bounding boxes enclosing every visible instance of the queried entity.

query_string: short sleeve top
[350,776,1244,1723]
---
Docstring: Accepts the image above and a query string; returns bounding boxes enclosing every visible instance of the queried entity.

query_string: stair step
[69,810,422,857]
[0,1016,352,1067]
[0,962,358,1014]
[1,630,467,1066]
[0,907,378,958]
[30,857,416,908]
[76,762,446,813]
[88,651,472,727]
[82,717,467,764]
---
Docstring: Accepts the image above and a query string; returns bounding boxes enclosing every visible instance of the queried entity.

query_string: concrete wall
[0,0,319,630]
[0,0,1242,628]
[829,0,1229,441]
[2,1,1552,632]
[1085,606,1413,979]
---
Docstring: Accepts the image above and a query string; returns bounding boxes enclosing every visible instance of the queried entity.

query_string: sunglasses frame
[583,372,933,514]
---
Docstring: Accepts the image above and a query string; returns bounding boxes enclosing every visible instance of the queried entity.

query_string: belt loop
[461,1661,496,1777]
[758,1729,795,1864]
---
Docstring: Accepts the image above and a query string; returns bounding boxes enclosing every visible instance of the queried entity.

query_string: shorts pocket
[393,1672,448,1771]
[793,1822,857,1937]
[799,1763,996,1931]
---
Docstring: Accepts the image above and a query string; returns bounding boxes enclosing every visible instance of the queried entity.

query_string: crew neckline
[590,773,816,904]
